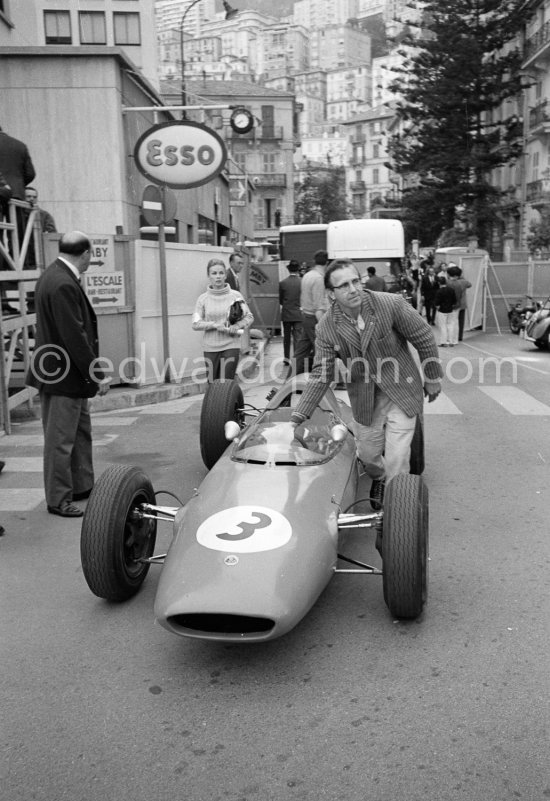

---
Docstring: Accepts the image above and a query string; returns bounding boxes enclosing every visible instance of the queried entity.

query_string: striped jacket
[292,290,443,426]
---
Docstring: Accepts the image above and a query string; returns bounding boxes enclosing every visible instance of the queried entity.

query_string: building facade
[343,105,395,218]
[162,78,296,241]
[0,0,159,87]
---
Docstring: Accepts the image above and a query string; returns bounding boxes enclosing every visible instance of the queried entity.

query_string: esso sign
[134,120,227,189]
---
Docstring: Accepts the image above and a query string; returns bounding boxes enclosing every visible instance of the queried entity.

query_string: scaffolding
[0,198,44,433]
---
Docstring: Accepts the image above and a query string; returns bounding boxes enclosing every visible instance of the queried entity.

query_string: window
[113,12,140,45]
[79,12,106,45]
[233,152,247,171]
[263,152,276,173]
[372,168,379,184]
[373,144,379,159]
[44,10,71,44]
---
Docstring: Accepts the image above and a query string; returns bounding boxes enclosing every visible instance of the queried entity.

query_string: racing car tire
[80,464,157,602]
[409,416,424,475]
[381,473,428,620]
[200,379,244,469]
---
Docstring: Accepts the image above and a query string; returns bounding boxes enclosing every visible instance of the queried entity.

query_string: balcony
[249,173,287,188]
[528,100,550,139]
[258,125,284,141]
[226,125,284,142]
[523,21,550,67]
[526,178,550,208]
[350,180,366,192]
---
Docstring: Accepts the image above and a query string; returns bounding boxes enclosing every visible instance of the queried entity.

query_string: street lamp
[180,0,239,118]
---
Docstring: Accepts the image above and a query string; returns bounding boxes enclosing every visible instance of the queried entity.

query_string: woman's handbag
[227,299,245,325]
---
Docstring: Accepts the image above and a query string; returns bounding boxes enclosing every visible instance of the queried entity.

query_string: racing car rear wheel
[409,416,424,475]
[381,473,428,620]
[200,379,244,469]
[80,464,157,601]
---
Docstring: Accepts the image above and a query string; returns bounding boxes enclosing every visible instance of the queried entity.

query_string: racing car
[80,377,428,643]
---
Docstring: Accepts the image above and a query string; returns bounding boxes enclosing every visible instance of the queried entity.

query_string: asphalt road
[1,331,549,801]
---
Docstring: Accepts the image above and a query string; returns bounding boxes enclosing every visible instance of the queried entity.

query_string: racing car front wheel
[80,464,157,602]
[200,379,244,469]
[381,473,428,620]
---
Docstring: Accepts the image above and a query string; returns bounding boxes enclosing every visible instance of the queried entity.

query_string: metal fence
[485,259,550,331]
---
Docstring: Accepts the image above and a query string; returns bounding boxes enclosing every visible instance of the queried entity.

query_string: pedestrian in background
[192,258,253,382]
[434,275,458,347]
[420,266,438,325]
[293,249,329,374]
[24,186,57,236]
[447,265,472,342]
[278,259,302,363]
[226,251,244,291]
[26,231,109,518]
[362,265,386,292]
[0,126,36,311]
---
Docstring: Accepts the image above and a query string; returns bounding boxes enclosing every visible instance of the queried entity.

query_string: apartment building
[343,105,395,217]
[294,0,360,29]
[155,0,216,37]
[310,23,372,71]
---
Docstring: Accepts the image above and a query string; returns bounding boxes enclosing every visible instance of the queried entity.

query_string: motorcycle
[508,295,539,334]
[524,297,550,349]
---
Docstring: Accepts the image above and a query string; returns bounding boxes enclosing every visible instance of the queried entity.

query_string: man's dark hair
[324,258,358,289]
[447,265,461,278]
[287,259,300,273]
[59,232,90,256]
[313,250,328,266]
[367,266,376,276]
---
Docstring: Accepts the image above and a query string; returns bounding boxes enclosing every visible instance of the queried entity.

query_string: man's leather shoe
[73,488,92,501]
[47,501,84,518]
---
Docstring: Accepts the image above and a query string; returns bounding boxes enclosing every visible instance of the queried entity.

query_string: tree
[294,165,349,224]
[387,0,525,248]
[527,211,550,254]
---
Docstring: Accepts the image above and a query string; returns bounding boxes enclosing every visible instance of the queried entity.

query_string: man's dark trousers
[41,393,94,508]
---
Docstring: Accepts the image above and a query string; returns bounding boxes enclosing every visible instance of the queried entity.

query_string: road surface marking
[92,416,138,426]
[423,392,462,415]
[479,386,550,415]
[2,457,43,472]
[0,489,45,511]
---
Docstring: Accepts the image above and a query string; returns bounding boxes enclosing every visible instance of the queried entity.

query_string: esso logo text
[134,120,227,189]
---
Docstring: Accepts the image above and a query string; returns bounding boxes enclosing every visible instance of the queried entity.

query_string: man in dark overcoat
[27,231,109,517]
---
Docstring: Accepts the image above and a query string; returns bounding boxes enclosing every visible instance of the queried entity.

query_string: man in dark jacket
[278,259,302,362]
[27,231,109,517]
[0,127,35,201]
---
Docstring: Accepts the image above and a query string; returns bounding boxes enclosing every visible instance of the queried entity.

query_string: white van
[326,219,405,283]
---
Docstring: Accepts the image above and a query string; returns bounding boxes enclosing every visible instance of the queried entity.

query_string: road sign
[229,176,247,207]
[88,235,114,270]
[142,185,177,225]
[134,120,227,189]
[84,271,125,308]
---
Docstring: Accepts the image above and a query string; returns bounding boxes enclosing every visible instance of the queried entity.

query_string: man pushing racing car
[290,259,443,511]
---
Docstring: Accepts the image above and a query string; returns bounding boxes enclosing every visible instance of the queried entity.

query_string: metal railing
[0,198,44,433]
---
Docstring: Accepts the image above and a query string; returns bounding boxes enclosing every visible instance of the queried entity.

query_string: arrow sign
[92,296,118,305]
[90,260,105,267]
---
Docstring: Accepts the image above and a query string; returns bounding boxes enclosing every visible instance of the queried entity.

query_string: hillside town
[1,0,547,259]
